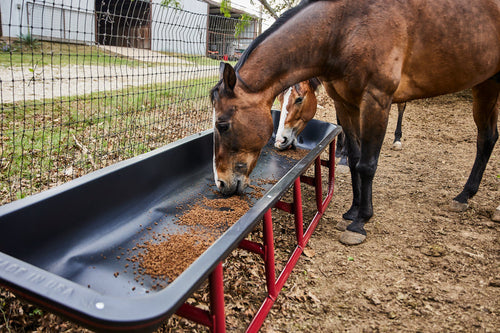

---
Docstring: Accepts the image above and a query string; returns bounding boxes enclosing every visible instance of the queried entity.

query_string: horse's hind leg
[451,79,499,211]
[392,102,406,150]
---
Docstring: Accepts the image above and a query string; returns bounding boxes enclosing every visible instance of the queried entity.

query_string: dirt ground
[259,89,500,332]
[1,89,499,332]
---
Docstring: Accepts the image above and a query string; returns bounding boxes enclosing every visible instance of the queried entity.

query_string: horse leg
[335,129,346,159]
[392,102,406,150]
[335,131,343,158]
[339,91,392,245]
[335,115,349,165]
[333,101,361,221]
[338,138,349,167]
[451,79,499,211]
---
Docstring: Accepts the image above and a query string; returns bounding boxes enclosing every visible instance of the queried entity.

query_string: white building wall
[151,0,208,55]
[1,0,26,38]
[1,0,95,43]
[0,0,263,55]
[214,0,272,29]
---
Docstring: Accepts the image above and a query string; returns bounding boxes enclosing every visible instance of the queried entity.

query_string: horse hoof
[449,200,468,212]
[336,164,349,174]
[335,219,350,231]
[492,205,500,222]
[339,230,366,245]
[391,141,402,151]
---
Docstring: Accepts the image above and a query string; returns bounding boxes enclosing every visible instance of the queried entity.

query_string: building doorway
[95,0,151,49]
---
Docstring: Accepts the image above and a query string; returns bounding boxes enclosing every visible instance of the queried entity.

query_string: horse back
[390,0,500,100]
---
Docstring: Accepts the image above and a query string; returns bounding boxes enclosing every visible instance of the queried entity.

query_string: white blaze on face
[275,88,292,148]
[212,107,219,186]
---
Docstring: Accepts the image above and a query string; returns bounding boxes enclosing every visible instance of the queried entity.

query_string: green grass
[0,51,142,68]
[0,39,226,203]
[0,40,204,68]
[0,43,143,68]
[0,75,218,203]
[184,54,237,67]
[0,39,236,69]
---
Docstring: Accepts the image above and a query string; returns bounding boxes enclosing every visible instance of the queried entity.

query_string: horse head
[275,78,321,150]
[210,62,274,195]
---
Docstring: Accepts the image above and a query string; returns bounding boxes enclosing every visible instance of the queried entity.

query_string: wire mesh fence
[0,0,260,205]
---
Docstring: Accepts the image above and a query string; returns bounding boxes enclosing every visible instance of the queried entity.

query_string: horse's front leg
[340,91,392,245]
[451,79,499,211]
[333,101,361,221]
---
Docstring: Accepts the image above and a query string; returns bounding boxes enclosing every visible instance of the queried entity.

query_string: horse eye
[216,121,230,133]
[295,97,304,104]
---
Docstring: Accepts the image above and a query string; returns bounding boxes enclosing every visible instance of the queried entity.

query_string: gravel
[0,63,218,103]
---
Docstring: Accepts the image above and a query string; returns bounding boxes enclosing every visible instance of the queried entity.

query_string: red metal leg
[274,200,293,213]
[262,210,277,299]
[174,262,225,332]
[314,156,323,212]
[293,177,304,247]
[209,262,226,333]
[175,303,213,328]
[320,140,336,212]
[246,209,276,332]
[238,239,265,258]
[329,139,337,189]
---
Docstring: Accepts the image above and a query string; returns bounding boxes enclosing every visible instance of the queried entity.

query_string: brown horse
[275,79,408,152]
[210,0,500,245]
[275,78,321,150]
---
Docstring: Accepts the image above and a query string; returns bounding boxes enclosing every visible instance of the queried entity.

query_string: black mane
[234,0,320,72]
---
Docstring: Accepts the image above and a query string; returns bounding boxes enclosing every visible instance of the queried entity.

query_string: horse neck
[236,44,328,100]
[236,1,341,99]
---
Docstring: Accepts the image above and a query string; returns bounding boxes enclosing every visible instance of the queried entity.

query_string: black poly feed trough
[0,110,341,332]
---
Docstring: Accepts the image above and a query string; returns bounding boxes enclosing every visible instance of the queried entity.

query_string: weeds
[0,302,11,333]
[1,75,217,204]
[18,33,40,50]
[0,40,145,68]
[29,308,43,317]
[0,40,222,69]
[0,37,221,204]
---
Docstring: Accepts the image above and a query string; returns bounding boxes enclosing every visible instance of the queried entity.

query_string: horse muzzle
[215,175,248,196]
[274,136,297,150]
[274,128,297,150]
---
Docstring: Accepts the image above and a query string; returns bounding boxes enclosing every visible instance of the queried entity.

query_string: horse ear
[219,62,237,93]
[309,77,321,91]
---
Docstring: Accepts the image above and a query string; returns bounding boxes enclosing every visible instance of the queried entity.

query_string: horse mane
[234,0,323,72]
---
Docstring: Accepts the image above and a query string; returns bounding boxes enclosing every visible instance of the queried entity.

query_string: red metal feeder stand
[176,140,337,332]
